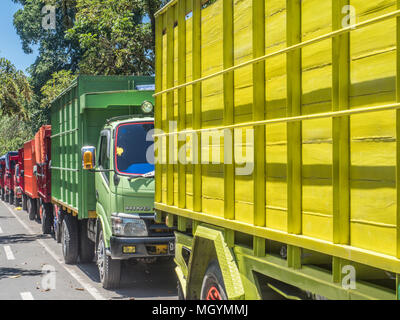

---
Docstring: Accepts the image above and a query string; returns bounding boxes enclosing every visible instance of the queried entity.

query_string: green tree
[66,0,154,75]
[40,69,77,109]
[0,113,35,154]
[12,0,81,94]
[0,58,32,118]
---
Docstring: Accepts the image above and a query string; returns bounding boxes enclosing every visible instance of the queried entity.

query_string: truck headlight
[141,101,154,114]
[111,213,148,237]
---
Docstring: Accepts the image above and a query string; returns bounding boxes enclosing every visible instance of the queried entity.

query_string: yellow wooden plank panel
[156,0,400,261]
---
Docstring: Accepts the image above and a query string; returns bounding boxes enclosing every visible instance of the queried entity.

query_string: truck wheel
[41,204,53,235]
[1,189,4,201]
[97,230,121,289]
[79,220,95,263]
[54,207,63,243]
[22,194,27,211]
[28,198,36,221]
[200,261,228,300]
[5,191,9,203]
[15,195,20,207]
[61,214,79,264]
[55,209,63,243]
[9,191,14,205]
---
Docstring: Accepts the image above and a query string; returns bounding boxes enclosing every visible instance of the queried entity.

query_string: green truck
[51,76,175,289]
[154,0,400,300]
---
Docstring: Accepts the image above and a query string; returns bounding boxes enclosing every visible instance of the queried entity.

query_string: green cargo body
[51,76,155,219]
[155,0,400,300]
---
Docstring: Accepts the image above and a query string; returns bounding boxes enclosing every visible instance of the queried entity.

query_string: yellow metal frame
[155,202,400,274]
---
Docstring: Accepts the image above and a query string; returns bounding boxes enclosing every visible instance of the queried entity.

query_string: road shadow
[0,234,50,245]
[77,259,178,300]
[0,267,43,280]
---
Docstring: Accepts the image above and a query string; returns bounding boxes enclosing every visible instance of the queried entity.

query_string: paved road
[0,200,178,300]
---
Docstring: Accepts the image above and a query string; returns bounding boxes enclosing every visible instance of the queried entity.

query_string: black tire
[79,220,95,263]
[9,191,14,206]
[61,214,79,264]
[5,191,9,203]
[15,195,20,207]
[41,203,53,235]
[35,199,41,221]
[1,189,4,201]
[28,198,36,221]
[54,208,63,243]
[200,260,228,300]
[22,194,27,211]
[97,230,121,289]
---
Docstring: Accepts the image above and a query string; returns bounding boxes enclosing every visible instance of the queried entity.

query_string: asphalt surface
[0,200,178,300]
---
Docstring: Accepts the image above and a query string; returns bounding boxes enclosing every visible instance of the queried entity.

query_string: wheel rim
[97,239,105,281]
[206,286,222,300]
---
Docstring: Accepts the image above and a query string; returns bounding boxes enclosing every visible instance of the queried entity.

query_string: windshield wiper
[128,171,155,181]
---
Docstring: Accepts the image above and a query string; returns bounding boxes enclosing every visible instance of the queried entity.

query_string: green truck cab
[87,117,175,287]
[51,76,174,289]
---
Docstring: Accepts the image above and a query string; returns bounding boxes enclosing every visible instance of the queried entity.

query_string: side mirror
[81,146,96,170]
[20,170,24,177]
[33,165,38,177]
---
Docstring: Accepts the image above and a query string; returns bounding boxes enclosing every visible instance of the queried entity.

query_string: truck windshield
[115,122,154,175]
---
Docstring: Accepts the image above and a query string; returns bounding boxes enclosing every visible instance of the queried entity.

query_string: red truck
[13,148,24,207]
[34,125,53,234]
[0,156,5,201]
[4,151,18,204]
[24,140,39,220]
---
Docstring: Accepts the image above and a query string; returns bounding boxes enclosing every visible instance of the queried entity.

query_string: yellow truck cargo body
[154,0,400,299]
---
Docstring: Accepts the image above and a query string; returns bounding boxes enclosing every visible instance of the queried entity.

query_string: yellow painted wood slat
[178,0,186,209]
[332,0,350,245]
[223,0,234,220]
[167,7,175,206]
[286,0,302,235]
[155,14,163,204]
[397,0,400,260]
[192,0,202,212]
[252,0,266,227]
[154,9,400,99]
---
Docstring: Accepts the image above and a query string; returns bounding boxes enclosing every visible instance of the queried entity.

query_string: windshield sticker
[116,147,124,157]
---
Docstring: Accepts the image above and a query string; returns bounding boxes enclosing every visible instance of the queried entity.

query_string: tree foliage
[1,0,168,153]
[0,113,35,155]
[67,0,154,75]
[40,69,77,109]
[0,58,32,118]
[12,0,81,94]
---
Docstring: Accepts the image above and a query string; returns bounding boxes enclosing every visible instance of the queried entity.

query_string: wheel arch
[95,202,110,247]
[186,225,245,300]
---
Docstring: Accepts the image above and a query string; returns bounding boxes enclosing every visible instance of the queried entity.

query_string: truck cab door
[95,130,111,220]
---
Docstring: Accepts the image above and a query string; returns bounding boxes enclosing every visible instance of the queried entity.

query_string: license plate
[123,246,136,253]
[155,245,168,255]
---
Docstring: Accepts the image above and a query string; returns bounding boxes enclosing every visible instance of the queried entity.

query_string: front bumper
[108,236,175,260]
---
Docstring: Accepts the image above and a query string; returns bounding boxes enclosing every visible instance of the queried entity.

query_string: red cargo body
[24,140,38,199]
[35,125,51,203]
[0,157,5,200]
[5,152,18,204]
[35,126,53,233]
[24,139,39,220]
[22,125,53,231]
[13,148,24,206]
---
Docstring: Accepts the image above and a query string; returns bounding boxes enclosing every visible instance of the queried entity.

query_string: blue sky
[0,1,38,73]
